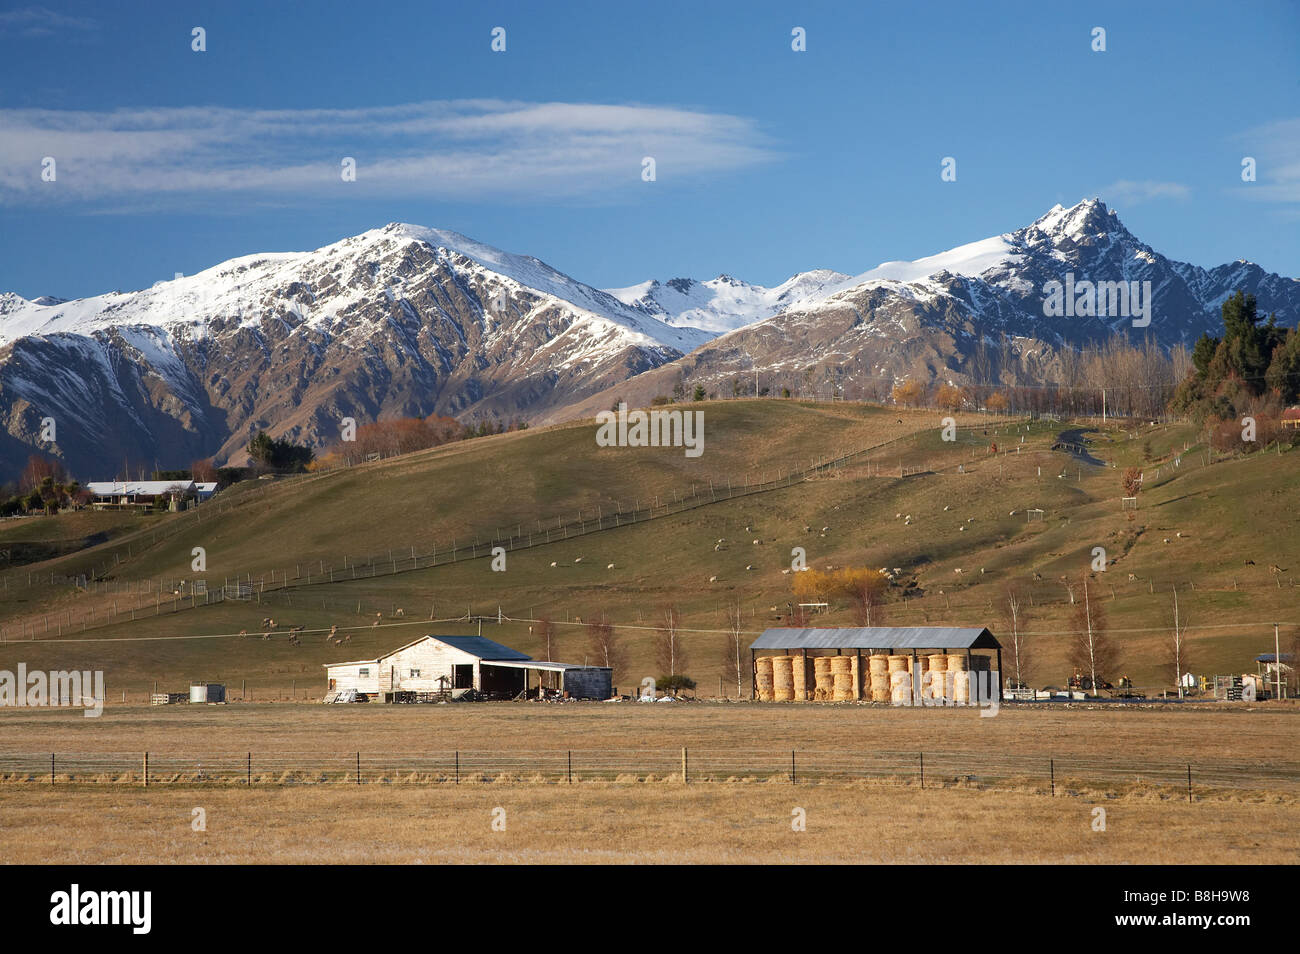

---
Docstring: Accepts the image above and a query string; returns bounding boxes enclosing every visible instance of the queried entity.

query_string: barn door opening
[453,664,474,689]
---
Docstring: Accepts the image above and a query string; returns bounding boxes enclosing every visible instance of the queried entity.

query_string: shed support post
[750,650,757,699]
[996,648,1003,701]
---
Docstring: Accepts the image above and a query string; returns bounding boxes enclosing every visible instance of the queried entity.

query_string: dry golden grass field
[1,703,1297,864]
[2,783,1296,864]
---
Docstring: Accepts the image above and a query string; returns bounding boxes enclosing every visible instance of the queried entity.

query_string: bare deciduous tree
[1002,586,1032,689]
[1068,578,1121,690]
[656,605,685,677]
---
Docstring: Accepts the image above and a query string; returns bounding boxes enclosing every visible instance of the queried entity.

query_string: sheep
[954,568,963,575]
[892,568,902,576]
[574,557,583,564]
[1032,572,1043,581]
[1009,510,1017,516]
[980,568,985,574]
[895,513,902,519]
[238,629,247,639]
[394,608,404,617]
[752,539,761,545]
[606,563,615,569]
[821,526,829,533]
[803,525,811,533]
[708,575,718,583]
[262,617,272,627]
[714,544,722,551]
[343,634,351,643]
[745,525,752,532]
[943,505,950,511]
[550,561,557,567]
[1163,538,1170,544]
[1270,564,1287,574]
[1127,573,1138,582]
[375,612,382,619]
[261,632,271,640]
[781,568,791,575]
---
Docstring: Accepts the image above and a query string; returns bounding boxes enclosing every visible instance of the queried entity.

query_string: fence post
[1050,758,1055,796]
[567,750,572,784]
[355,751,360,785]
[247,752,251,785]
[142,751,148,788]
[682,747,688,784]
[50,752,54,785]
[791,749,796,784]
[919,752,924,789]
[1187,764,1192,803]
[455,750,459,785]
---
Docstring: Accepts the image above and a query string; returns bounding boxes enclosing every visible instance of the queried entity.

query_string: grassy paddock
[0,782,1294,864]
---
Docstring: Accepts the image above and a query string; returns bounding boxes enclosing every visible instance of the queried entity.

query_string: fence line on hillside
[1,420,1052,638]
[4,420,1294,643]
[1,748,1295,796]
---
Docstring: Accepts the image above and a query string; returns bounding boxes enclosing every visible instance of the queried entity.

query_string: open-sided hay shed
[748,627,1003,703]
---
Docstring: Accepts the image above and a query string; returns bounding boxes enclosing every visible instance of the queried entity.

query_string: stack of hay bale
[813,657,834,701]
[756,656,775,701]
[888,654,911,703]
[791,655,809,701]
[772,655,795,701]
[868,654,890,702]
[830,656,855,701]
[948,653,970,703]
[928,653,949,702]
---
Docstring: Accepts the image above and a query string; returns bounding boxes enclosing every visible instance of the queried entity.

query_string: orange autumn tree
[792,567,889,618]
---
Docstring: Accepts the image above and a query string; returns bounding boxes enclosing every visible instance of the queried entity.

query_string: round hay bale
[772,686,796,702]
[887,654,909,673]
[868,654,889,674]
[947,654,969,672]
[771,655,794,687]
[928,654,949,673]
[870,686,891,703]
[791,655,810,700]
[917,655,931,672]
[890,669,913,703]
[830,656,853,674]
[952,670,972,703]
[813,657,833,674]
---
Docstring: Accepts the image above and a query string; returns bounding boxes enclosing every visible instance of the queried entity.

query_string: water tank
[189,682,226,704]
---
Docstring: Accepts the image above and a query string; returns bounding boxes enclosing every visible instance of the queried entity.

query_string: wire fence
[2,419,1057,640]
[2,748,1295,796]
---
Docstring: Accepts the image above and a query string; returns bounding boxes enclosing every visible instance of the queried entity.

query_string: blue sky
[1,0,1297,300]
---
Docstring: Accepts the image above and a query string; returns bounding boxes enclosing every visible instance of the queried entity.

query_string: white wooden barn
[324,634,612,702]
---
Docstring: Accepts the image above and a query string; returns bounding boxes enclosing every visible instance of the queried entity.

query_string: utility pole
[1101,387,1106,423]
[1276,623,1284,701]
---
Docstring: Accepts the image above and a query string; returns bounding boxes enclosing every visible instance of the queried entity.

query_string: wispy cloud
[0,6,95,37]
[1094,179,1191,205]
[0,100,776,209]
[1234,118,1300,205]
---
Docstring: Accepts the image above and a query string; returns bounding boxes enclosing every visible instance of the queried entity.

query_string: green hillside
[2,399,1296,697]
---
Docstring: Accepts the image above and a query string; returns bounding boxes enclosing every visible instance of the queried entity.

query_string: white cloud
[0,100,776,208]
[0,6,95,37]
[1094,179,1191,205]
[1234,118,1300,205]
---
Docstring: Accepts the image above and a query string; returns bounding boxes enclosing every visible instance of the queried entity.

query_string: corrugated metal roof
[750,626,1000,651]
[480,659,608,672]
[431,635,531,660]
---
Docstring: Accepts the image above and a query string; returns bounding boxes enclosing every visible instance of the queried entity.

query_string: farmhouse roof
[750,626,1001,651]
[86,480,195,496]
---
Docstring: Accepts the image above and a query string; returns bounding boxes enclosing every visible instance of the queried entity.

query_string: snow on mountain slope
[605,269,849,333]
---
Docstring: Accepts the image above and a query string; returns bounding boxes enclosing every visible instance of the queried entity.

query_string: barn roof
[751,626,1000,651]
[374,633,531,661]
[480,659,609,672]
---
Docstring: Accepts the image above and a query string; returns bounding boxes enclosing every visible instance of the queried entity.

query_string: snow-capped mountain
[0,224,711,476]
[2,200,1297,476]
[550,199,1300,421]
[605,269,849,333]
